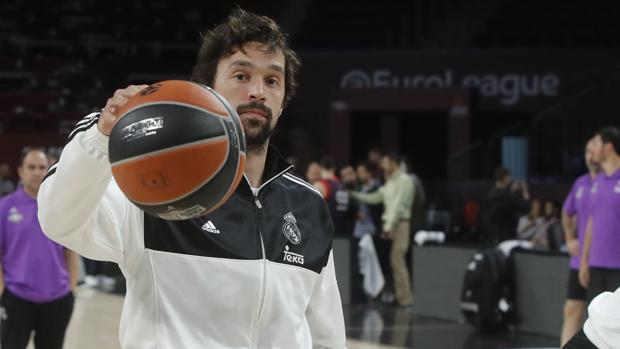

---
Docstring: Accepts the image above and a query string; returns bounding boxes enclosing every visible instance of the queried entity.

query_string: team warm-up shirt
[0,187,70,302]
[37,113,347,349]
[562,173,596,270]
[588,167,620,269]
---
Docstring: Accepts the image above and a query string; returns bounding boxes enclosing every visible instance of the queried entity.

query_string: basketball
[108,80,246,220]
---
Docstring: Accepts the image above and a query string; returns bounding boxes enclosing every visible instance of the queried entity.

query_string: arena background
[2,0,619,348]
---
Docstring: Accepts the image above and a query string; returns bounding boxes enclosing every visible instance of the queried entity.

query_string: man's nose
[248,79,266,102]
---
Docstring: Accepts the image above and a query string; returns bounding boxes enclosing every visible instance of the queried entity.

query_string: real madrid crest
[576,186,584,199]
[282,212,301,245]
[8,207,23,224]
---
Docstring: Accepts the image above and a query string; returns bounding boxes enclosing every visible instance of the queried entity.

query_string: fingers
[98,85,149,135]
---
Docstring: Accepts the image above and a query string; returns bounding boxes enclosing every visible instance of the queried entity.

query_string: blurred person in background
[579,127,620,305]
[355,161,393,302]
[367,147,384,183]
[481,166,531,246]
[314,157,353,236]
[340,165,357,190]
[305,161,321,185]
[516,198,543,241]
[401,158,427,237]
[538,200,564,251]
[338,164,366,301]
[351,152,415,306]
[0,163,15,197]
[0,147,78,349]
[354,162,382,239]
[560,137,600,347]
[46,147,62,166]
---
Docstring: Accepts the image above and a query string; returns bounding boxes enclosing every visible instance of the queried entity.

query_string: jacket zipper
[251,196,266,349]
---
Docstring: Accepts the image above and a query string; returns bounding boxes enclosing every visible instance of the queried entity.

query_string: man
[0,147,78,349]
[579,127,620,306]
[481,167,531,246]
[38,9,346,349]
[351,153,415,306]
[339,165,357,190]
[353,162,382,239]
[354,162,390,301]
[0,163,15,197]
[305,161,321,184]
[314,157,353,236]
[560,138,600,347]
[403,160,426,237]
[367,147,384,182]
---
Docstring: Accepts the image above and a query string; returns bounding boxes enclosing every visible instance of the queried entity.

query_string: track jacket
[37,112,347,349]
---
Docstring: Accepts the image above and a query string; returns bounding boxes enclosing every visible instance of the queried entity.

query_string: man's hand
[579,259,590,288]
[98,85,149,136]
[567,239,580,257]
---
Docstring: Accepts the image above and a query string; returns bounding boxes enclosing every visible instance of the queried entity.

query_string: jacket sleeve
[383,175,414,232]
[583,286,620,349]
[352,187,384,205]
[306,250,347,349]
[37,113,142,267]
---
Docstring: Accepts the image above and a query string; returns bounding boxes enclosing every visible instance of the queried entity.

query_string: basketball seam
[109,135,229,166]
[114,134,231,206]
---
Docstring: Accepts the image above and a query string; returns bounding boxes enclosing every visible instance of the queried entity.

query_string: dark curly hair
[596,126,620,155]
[191,8,301,107]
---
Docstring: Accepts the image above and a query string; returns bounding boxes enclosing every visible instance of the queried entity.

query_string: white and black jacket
[38,112,347,349]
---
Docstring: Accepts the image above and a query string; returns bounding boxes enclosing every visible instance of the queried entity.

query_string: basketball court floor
[32,286,560,349]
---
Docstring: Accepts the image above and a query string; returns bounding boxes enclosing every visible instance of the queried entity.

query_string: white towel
[358,234,385,298]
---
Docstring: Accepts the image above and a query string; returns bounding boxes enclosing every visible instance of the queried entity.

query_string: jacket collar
[239,145,293,195]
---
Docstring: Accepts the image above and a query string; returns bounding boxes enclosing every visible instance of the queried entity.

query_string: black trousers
[586,267,620,304]
[563,329,597,349]
[0,288,74,349]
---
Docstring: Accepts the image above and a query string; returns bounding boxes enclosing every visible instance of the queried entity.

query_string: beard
[237,101,275,151]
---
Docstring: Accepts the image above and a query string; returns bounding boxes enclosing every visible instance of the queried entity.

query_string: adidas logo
[201,220,220,234]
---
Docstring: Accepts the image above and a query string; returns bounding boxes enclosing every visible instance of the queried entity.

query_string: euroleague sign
[339,69,559,106]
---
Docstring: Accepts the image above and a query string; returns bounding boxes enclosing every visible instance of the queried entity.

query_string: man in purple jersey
[579,127,620,305]
[560,137,600,346]
[0,147,79,349]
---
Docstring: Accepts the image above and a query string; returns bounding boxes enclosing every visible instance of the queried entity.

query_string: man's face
[585,138,600,171]
[213,42,286,149]
[544,201,555,217]
[381,157,397,176]
[356,165,369,183]
[531,199,541,216]
[18,150,48,196]
[368,150,381,165]
[591,135,606,164]
[340,166,356,186]
[306,162,321,183]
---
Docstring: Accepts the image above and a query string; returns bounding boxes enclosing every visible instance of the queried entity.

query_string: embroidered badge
[282,212,301,245]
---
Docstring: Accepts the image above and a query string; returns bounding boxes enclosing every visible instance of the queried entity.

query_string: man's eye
[266,78,280,87]
[233,74,246,81]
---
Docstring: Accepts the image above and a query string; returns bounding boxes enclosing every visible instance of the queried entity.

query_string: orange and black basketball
[108,80,246,220]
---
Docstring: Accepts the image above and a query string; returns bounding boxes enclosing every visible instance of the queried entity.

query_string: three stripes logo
[201,220,220,234]
[68,112,100,141]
